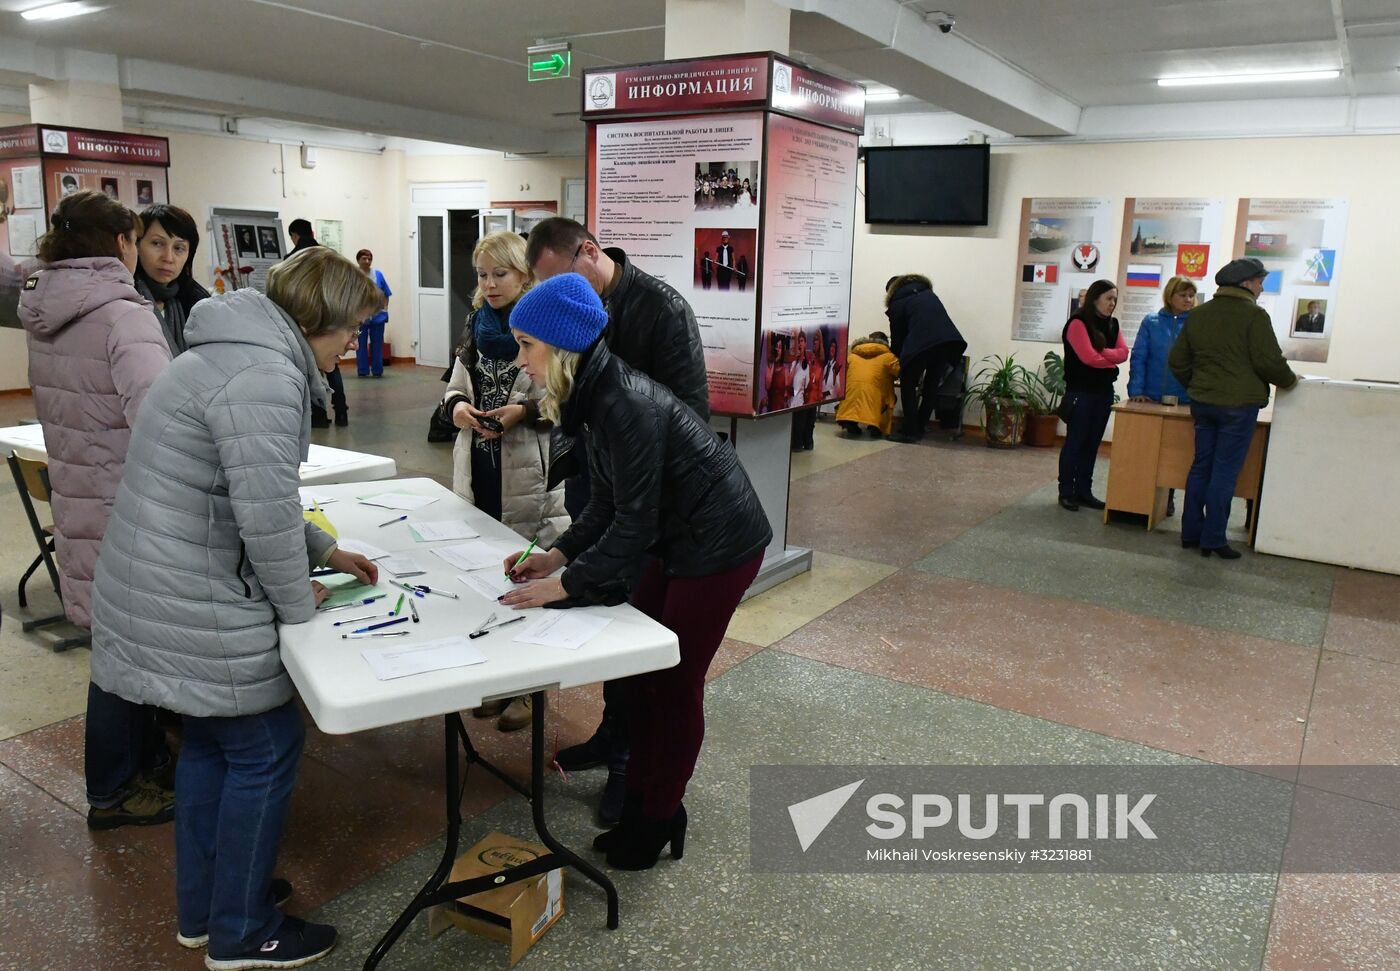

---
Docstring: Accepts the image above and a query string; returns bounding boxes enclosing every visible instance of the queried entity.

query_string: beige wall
[853,134,1400,434]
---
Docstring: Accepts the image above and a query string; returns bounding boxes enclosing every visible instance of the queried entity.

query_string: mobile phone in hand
[478,415,504,434]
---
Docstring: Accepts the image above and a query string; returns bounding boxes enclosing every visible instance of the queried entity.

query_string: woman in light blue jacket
[90,247,381,969]
[1128,276,1196,403]
[1128,275,1196,516]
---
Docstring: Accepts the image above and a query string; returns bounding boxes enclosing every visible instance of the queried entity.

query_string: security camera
[926,10,956,33]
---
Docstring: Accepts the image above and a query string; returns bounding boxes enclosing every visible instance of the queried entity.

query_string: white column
[28,51,124,130]
[664,0,791,59]
[665,0,808,594]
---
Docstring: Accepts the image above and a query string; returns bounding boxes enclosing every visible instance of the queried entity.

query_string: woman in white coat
[440,230,567,731]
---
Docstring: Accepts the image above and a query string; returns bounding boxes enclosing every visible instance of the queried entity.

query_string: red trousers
[625,552,764,818]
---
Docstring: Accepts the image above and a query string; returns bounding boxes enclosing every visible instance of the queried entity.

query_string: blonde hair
[538,345,583,425]
[1161,275,1197,312]
[472,231,532,310]
[267,247,381,337]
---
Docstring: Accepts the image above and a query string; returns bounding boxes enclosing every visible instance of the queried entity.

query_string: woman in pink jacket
[19,189,175,830]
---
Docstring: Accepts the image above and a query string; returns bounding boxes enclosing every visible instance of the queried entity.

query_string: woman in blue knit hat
[499,272,772,871]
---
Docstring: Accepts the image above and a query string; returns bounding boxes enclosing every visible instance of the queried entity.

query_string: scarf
[472,301,519,362]
[135,274,187,355]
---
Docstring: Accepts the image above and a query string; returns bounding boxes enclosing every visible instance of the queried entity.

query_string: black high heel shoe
[605,805,687,871]
[593,790,642,854]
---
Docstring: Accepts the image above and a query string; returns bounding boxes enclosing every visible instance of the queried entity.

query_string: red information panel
[583,54,770,118]
[768,57,866,135]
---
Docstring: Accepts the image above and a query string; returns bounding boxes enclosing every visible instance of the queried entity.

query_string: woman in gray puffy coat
[89,246,381,969]
[19,190,175,831]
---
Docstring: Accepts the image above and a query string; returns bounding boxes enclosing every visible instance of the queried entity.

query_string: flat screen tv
[863,144,990,226]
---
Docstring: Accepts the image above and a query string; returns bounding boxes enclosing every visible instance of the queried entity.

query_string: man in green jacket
[1168,257,1297,559]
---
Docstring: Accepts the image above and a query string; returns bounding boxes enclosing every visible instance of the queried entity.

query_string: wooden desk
[1104,402,1270,545]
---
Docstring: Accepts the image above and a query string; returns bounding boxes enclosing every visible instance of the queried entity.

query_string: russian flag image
[1021,264,1058,284]
[1125,264,1162,288]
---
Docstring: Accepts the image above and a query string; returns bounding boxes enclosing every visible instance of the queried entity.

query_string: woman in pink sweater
[1057,279,1128,511]
[19,189,174,830]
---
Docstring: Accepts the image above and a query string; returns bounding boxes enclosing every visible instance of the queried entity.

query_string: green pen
[508,535,539,578]
[393,592,406,616]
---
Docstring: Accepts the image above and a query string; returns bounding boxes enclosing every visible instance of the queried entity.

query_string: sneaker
[178,880,295,949]
[205,916,335,970]
[87,782,175,831]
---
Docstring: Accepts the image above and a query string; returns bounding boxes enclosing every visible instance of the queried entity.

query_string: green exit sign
[527,44,572,82]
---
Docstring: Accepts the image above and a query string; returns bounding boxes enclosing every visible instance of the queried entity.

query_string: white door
[413,211,450,368]
[477,208,515,237]
[564,179,585,224]
[408,182,490,368]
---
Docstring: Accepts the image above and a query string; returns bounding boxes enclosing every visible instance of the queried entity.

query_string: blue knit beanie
[509,273,609,353]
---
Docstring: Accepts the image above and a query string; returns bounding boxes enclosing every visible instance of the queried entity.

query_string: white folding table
[0,425,398,485]
[277,478,680,969]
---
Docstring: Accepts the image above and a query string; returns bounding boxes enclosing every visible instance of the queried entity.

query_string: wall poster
[210,207,284,294]
[1233,198,1348,364]
[1115,197,1226,343]
[755,112,857,415]
[590,112,765,415]
[1011,197,1117,343]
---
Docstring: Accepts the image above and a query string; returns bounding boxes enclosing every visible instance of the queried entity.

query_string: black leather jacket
[552,342,771,605]
[602,247,710,421]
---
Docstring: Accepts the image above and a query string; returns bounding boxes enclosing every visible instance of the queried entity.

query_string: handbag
[1055,394,1074,423]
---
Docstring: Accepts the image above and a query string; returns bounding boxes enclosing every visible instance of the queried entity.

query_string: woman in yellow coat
[835,332,901,437]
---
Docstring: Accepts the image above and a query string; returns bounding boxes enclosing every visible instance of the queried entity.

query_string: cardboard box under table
[426,831,565,967]
[277,478,680,969]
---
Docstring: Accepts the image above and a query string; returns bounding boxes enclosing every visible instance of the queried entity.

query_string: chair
[6,452,89,652]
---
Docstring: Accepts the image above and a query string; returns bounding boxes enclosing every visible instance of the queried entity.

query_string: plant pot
[1023,413,1059,447]
[982,398,1026,448]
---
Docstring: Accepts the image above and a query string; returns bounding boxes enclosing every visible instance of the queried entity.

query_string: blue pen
[378,514,408,528]
[351,616,409,635]
[393,580,426,598]
[319,594,387,613]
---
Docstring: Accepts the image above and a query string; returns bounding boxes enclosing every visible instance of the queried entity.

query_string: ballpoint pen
[507,536,539,577]
[392,580,426,598]
[413,584,458,600]
[319,594,386,613]
[393,593,406,616]
[379,514,408,528]
[350,616,409,635]
[408,598,420,623]
[469,615,526,639]
[341,630,411,639]
[331,611,394,627]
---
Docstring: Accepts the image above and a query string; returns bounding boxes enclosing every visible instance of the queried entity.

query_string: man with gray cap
[1168,257,1297,559]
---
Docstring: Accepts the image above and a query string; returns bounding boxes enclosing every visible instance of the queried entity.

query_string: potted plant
[1023,351,1065,448]
[966,354,1034,448]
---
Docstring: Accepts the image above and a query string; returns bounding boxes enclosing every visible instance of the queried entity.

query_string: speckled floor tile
[1324,567,1400,665]
[301,650,1273,971]
[726,551,896,647]
[787,439,1058,566]
[1301,652,1400,809]
[788,417,895,481]
[1264,873,1400,970]
[914,482,1335,647]
[0,618,90,740]
[773,569,1318,765]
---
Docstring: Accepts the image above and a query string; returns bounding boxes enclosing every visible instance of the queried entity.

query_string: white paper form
[410,521,480,542]
[12,165,42,208]
[7,213,40,257]
[358,493,439,511]
[361,636,487,680]
[432,540,516,572]
[513,612,612,650]
[380,554,426,578]
[336,537,391,561]
[457,571,515,599]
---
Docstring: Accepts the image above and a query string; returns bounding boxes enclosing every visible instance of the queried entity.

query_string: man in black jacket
[288,217,349,427]
[884,274,967,443]
[526,217,711,826]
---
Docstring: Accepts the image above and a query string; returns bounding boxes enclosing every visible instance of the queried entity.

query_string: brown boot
[496,695,533,732]
[472,698,508,719]
[87,776,175,831]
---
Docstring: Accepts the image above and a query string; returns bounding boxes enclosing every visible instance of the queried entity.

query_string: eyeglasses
[568,242,584,273]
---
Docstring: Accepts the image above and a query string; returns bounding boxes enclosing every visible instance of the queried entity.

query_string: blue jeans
[357,320,385,376]
[1182,403,1260,549]
[85,681,169,807]
[176,700,305,954]
[1057,390,1113,499]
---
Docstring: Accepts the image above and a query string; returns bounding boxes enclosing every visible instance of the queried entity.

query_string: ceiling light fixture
[863,86,902,102]
[21,2,101,21]
[1157,69,1340,87]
